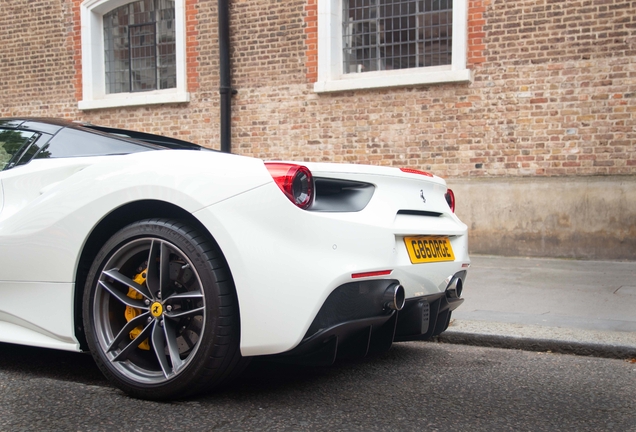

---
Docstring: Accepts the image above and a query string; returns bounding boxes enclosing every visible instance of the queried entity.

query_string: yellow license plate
[404,236,455,264]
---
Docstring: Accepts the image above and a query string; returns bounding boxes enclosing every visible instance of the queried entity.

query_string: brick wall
[1,0,635,178]
[0,1,77,117]
[230,0,636,178]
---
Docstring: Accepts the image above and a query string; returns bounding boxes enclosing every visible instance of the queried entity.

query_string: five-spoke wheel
[83,219,242,399]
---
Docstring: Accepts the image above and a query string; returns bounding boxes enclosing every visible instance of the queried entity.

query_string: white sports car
[0,118,469,399]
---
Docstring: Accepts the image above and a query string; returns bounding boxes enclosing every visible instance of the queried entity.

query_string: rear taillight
[265,163,314,209]
[445,188,455,213]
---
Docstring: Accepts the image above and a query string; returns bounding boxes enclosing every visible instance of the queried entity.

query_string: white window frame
[79,0,189,110]
[314,0,471,93]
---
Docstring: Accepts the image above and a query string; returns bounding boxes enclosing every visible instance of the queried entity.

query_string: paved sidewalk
[439,255,636,359]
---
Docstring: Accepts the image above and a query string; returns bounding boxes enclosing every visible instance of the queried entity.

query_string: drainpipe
[218,0,232,153]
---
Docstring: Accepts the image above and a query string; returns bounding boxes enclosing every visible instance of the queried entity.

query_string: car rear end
[201,160,469,363]
[277,162,469,363]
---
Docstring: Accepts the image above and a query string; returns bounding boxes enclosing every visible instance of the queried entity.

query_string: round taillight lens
[265,163,314,209]
[445,188,455,213]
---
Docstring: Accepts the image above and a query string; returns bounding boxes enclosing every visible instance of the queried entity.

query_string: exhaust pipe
[445,277,463,299]
[384,283,405,311]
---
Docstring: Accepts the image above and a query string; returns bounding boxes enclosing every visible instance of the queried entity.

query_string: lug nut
[166,305,172,312]
[144,299,150,306]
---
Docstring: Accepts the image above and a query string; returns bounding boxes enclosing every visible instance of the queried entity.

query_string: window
[79,0,188,110]
[314,0,470,93]
[35,128,153,159]
[0,129,39,171]
[104,0,176,94]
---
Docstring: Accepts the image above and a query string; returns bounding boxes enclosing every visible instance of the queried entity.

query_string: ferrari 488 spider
[0,118,469,399]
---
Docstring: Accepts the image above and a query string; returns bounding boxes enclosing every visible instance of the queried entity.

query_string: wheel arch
[72,199,224,351]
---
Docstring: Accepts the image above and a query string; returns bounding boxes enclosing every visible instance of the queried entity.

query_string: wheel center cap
[150,302,163,318]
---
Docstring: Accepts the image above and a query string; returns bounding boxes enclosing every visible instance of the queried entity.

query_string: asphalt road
[0,342,634,431]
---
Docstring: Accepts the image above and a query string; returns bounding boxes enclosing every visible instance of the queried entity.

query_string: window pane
[158,0,176,89]
[35,128,153,160]
[103,0,176,94]
[0,130,38,170]
[130,23,157,91]
[343,0,453,74]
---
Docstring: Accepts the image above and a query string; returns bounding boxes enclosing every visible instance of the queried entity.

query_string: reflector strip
[400,167,433,177]
[351,270,393,279]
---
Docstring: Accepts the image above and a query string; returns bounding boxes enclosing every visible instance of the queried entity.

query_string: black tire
[83,219,243,400]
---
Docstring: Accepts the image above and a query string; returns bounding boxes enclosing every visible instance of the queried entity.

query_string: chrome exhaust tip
[445,278,463,299]
[384,283,406,311]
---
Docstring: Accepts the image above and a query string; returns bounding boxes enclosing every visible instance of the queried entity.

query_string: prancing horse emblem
[420,190,426,203]
[150,302,163,318]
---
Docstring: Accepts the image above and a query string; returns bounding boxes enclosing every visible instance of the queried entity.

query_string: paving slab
[439,255,636,359]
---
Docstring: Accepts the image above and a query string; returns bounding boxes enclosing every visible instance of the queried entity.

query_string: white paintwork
[0,151,269,282]
[195,165,469,356]
[314,0,470,93]
[0,282,77,351]
[0,150,269,349]
[0,148,468,356]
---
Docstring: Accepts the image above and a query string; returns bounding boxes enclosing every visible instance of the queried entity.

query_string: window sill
[314,68,472,93]
[78,90,190,111]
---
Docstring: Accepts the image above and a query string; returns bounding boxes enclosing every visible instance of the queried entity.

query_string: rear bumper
[266,271,467,365]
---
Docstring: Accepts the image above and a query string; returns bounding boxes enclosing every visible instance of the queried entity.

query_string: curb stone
[435,331,636,360]
[432,319,636,360]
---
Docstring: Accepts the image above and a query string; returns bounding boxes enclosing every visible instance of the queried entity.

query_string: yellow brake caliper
[125,270,150,350]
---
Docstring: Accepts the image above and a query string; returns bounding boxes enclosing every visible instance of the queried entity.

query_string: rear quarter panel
[0,150,270,350]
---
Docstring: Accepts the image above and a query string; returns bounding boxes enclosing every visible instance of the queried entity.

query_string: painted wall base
[448,176,636,261]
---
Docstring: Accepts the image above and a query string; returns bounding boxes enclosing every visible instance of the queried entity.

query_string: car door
[0,127,80,350]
